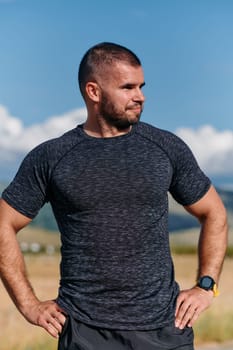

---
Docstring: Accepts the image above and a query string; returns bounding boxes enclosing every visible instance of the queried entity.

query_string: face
[96,62,145,129]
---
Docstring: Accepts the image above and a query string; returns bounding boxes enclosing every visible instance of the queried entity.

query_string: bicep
[184,185,227,223]
[0,199,32,233]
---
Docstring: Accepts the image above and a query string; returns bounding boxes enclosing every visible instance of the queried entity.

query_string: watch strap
[212,283,220,297]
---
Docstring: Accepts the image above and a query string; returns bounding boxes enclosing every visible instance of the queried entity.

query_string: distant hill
[213,188,233,227]
[0,182,7,194]
[1,181,233,232]
[169,187,233,230]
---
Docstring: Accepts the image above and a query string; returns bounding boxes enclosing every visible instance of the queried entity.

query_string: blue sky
[1,0,233,182]
[1,0,233,130]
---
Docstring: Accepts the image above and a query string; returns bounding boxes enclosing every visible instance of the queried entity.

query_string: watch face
[199,276,214,289]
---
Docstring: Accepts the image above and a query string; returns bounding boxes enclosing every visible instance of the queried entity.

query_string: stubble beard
[99,95,143,131]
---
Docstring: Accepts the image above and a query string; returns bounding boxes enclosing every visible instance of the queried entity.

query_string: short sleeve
[2,144,51,219]
[168,134,211,206]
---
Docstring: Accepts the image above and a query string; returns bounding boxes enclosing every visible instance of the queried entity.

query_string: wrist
[196,275,220,297]
[18,295,40,316]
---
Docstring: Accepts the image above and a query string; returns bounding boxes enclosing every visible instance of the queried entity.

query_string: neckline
[77,123,138,141]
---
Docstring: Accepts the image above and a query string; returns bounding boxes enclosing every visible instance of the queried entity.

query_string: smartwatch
[197,275,219,297]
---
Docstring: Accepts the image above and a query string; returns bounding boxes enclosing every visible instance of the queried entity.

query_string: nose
[133,88,145,103]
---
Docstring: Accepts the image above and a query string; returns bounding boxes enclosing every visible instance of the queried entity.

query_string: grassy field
[0,227,232,350]
[170,228,233,346]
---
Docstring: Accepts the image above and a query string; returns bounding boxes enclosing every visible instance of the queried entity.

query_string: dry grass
[0,255,60,350]
[172,254,233,346]
[17,226,61,247]
[0,226,232,349]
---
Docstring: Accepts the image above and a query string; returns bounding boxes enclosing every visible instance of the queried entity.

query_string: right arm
[0,199,66,338]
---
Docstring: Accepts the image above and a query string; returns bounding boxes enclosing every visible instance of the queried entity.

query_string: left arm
[175,185,228,329]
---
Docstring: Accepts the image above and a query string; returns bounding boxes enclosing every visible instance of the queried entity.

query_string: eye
[120,82,145,90]
[122,84,134,90]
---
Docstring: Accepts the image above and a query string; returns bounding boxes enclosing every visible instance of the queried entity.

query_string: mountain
[169,187,233,230]
[1,182,233,232]
[0,182,7,194]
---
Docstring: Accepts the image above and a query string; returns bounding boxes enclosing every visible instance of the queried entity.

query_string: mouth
[127,104,142,111]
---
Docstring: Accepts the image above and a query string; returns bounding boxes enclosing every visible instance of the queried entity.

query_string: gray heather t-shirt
[2,122,211,330]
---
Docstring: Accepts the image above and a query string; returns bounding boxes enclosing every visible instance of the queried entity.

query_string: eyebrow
[120,82,146,88]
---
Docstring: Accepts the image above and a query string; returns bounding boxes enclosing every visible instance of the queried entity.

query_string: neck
[83,116,132,138]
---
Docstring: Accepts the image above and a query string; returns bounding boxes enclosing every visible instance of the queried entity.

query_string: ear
[85,82,101,102]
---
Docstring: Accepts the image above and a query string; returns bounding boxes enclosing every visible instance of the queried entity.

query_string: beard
[98,93,143,130]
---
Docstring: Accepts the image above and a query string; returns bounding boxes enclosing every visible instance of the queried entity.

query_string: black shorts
[58,315,194,350]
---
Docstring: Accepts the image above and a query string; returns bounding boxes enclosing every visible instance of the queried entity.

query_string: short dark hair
[78,42,141,98]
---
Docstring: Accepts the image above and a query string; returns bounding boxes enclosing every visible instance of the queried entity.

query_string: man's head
[78,42,142,98]
[78,42,145,130]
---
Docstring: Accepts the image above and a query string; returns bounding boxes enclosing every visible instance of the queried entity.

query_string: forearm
[184,185,228,284]
[0,225,39,316]
[175,214,228,329]
[0,225,66,338]
[175,186,228,329]
[0,199,66,338]
[197,208,228,283]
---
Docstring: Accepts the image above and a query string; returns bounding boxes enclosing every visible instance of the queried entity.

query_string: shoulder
[26,127,82,164]
[136,122,189,153]
[11,126,84,180]
[137,121,180,140]
[33,126,80,152]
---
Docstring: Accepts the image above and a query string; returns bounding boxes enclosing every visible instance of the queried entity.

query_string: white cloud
[175,125,233,175]
[0,105,86,179]
[0,105,23,139]
[0,105,86,153]
[1,105,233,180]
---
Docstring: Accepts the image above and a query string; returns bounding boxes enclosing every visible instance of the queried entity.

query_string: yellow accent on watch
[213,283,220,297]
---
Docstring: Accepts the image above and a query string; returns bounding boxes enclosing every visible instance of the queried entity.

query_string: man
[0,42,228,350]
